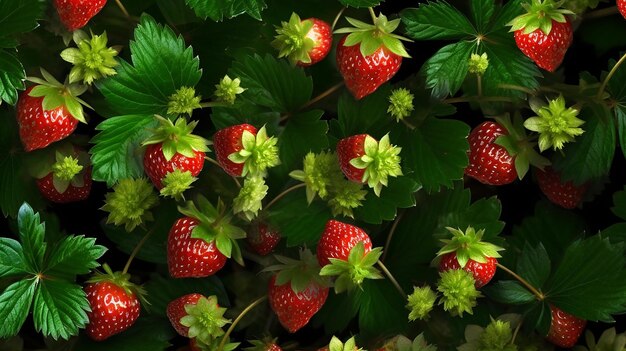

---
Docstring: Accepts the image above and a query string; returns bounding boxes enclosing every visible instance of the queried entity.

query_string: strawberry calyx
[436,227,504,269]
[192,336,240,351]
[178,195,246,265]
[437,269,481,317]
[507,0,574,35]
[319,242,383,293]
[492,114,551,180]
[214,75,246,105]
[523,95,584,152]
[87,263,147,303]
[263,248,329,294]
[327,336,361,351]
[244,338,280,351]
[142,116,210,162]
[60,30,120,85]
[227,125,280,177]
[349,134,403,196]
[334,12,411,58]
[271,12,317,65]
[26,68,92,123]
[160,169,197,200]
[167,86,201,116]
[233,175,269,221]
[28,143,90,193]
[101,178,159,232]
[180,295,230,344]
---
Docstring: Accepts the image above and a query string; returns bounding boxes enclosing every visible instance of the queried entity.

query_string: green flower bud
[290,151,345,203]
[214,75,245,104]
[167,86,201,116]
[52,155,83,181]
[406,286,437,321]
[60,31,119,85]
[468,53,489,75]
[387,88,415,122]
[101,178,159,232]
[478,320,517,351]
[160,169,197,200]
[437,269,481,317]
[233,176,269,221]
[180,296,230,345]
[524,95,584,152]
[327,181,367,218]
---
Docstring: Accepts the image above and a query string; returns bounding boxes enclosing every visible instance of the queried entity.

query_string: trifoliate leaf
[32,280,90,340]
[184,0,267,21]
[0,279,36,339]
[45,235,107,277]
[17,202,46,272]
[0,238,27,277]
[401,2,475,40]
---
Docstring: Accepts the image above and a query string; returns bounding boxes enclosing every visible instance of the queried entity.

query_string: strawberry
[244,338,283,351]
[37,167,92,203]
[143,117,209,198]
[437,227,504,288]
[508,0,574,72]
[267,249,329,333]
[247,223,281,256]
[168,196,246,278]
[620,0,626,19]
[166,293,204,337]
[318,336,360,351]
[465,121,517,186]
[316,219,372,267]
[336,134,402,196]
[213,124,279,177]
[334,13,410,99]
[535,166,588,209]
[167,294,229,343]
[84,265,143,341]
[54,0,107,31]
[272,13,332,66]
[546,305,586,348]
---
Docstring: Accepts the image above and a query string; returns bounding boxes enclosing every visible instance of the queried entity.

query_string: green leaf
[401,2,475,40]
[516,243,551,289]
[612,185,626,221]
[144,274,230,316]
[97,14,202,116]
[488,0,525,31]
[357,279,408,338]
[607,53,626,104]
[45,236,106,277]
[267,188,332,247]
[184,0,267,21]
[471,0,495,32]
[394,117,469,192]
[0,0,45,47]
[526,300,552,336]
[18,202,45,272]
[0,49,24,105]
[484,281,536,305]
[0,279,36,338]
[211,101,280,132]
[353,177,418,224]
[32,280,90,340]
[277,110,328,174]
[313,290,361,333]
[74,317,174,351]
[228,54,312,113]
[90,115,158,186]
[553,102,616,184]
[544,236,626,321]
[0,238,26,277]
[615,106,626,159]
[422,41,476,98]
[336,85,393,137]
[338,0,381,8]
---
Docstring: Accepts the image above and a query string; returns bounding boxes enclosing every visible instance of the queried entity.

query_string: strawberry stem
[205,156,242,188]
[381,211,404,262]
[597,52,626,99]
[376,260,407,298]
[218,296,268,351]
[368,7,377,22]
[280,82,344,123]
[497,84,537,96]
[122,227,155,275]
[332,7,347,31]
[115,0,130,17]
[264,183,307,211]
[496,263,545,300]
[444,96,517,104]
[199,101,231,108]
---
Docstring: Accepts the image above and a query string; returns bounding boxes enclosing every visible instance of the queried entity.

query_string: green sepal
[334,12,411,58]
[437,227,504,268]
[523,95,584,152]
[101,178,159,232]
[328,336,361,351]
[26,68,91,123]
[86,263,148,304]
[263,248,329,293]
[60,31,120,85]
[142,115,210,161]
[226,125,280,177]
[319,242,383,293]
[27,143,90,194]
[348,134,402,196]
[160,169,197,200]
[271,12,316,65]
[179,295,230,344]
[507,0,574,35]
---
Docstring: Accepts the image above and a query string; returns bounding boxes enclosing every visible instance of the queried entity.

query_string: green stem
[497,84,536,96]
[583,5,619,21]
[264,183,307,211]
[477,75,483,98]
[122,227,154,275]
[218,296,268,351]
[381,211,404,262]
[200,101,230,108]
[205,156,242,188]
[332,7,347,31]
[280,82,344,123]
[597,52,626,99]
[114,0,130,17]
[377,260,407,299]
[496,263,544,300]
[368,7,377,22]
[401,119,416,130]
[444,96,516,104]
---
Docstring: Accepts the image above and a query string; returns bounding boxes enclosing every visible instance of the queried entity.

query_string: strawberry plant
[2,0,626,350]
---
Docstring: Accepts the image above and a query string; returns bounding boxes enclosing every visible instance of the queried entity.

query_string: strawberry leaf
[90,115,158,186]
[338,0,381,8]
[313,290,361,334]
[471,0,495,32]
[32,280,90,340]
[616,107,626,160]
[357,279,408,338]
[0,0,44,47]
[483,281,536,305]
[353,177,418,224]
[45,235,107,277]
[516,243,551,289]
[184,0,267,21]
[393,117,469,192]
[73,317,174,351]
[276,110,328,176]
[422,41,476,98]
[607,53,626,103]
[0,50,24,105]
[611,185,626,221]
[401,2,476,40]
[0,238,27,277]
[0,279,37,339]
[17,202,45,272]
[211,102,280,132]
[97,14,202,116]
[336,85,393,137]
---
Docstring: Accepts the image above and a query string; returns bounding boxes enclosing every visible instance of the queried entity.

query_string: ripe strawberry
[168,197,245,278]
[336,134,402,196]
[84,266,142,341]
[316,219,372,267]
[334,13,410,99]
[37,167,92,203]
[535,166,588,209]
[143,117,208,195]
[508,1,574,72]
[244,338,283,351]
[54,0,107,31]
[437,227,503,288]
[268,275,329,333]
[272,13,332,66]
[32,145,93,203]
[546,305,586,348]
[166,293,203,336]
[213,124,279,177]
[465,121,517,185]
[247,223,281,256]
[620,0,626,19]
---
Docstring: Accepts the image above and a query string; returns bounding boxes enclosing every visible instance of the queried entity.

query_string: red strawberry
[465,121,517,186]
[247,223,281,256]
[167,217,227,278]
[144,144,205,189]
[272,13,332,66]
[535,167,588,209]
[37,167,92,203]
[84,266,142,341]
[619,0,626,19]
[54,0,107,31]
[316,219,372,267]
[268,275,329,333]
[17,87,78,152]
[245,338,283,351]
[166,293,203,336]
[546,305,586,348]
[336,134,368,183]
[439,252,497,289]
[213,124,279,177]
